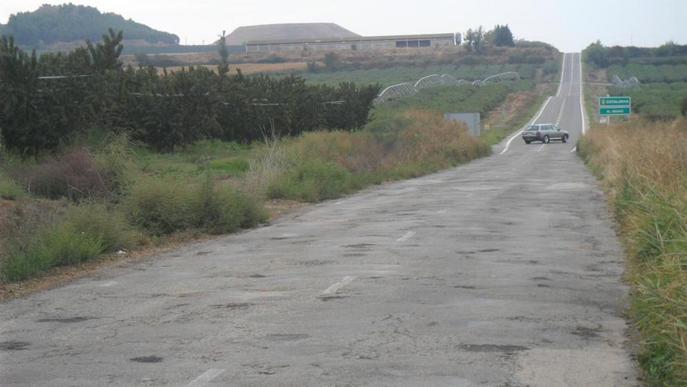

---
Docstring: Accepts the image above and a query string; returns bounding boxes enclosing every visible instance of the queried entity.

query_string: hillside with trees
[0,4,179,48]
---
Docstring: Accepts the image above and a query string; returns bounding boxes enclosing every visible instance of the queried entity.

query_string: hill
[0,4,179,48]
[226,23,360,45]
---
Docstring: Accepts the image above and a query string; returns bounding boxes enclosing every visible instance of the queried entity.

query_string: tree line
[464,25,515,53]
[0,4,179,47]
[0,30,380,154]
[584,41,687,68]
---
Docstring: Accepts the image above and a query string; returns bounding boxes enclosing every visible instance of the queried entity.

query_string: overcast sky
[1,0,684,51]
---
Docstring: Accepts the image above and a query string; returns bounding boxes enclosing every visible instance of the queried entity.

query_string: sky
[0,0,685,51]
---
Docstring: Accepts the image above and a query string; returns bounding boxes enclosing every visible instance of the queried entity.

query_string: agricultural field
[585,43,687,120]
[295,62,556,86]
[608,63,687,83]
[609,82,687,120]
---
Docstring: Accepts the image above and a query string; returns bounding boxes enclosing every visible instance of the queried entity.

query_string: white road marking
[578,53,587,135]
[556,53,567,97]
[396,231,416,243]
[187,369,225,387]
[536,144,546,152]
[499,96,551,155]
[555,98,567,125]
[570,146,577,153]
[567,53,575,96]
[97,281,118,288]
[322,276,356,296]
[556,54,575,125]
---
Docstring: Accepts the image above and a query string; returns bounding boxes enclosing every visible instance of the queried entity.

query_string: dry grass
[247,110,490,202]
[580,118,687,385]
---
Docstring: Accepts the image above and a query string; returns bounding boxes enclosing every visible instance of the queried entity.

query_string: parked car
[522,123,569,144]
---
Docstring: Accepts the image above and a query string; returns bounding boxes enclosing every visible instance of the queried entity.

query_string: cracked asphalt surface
[0,53,638,386]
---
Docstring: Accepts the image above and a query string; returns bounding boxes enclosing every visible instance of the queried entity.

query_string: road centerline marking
[396,231,416,243]
[187,368,225,387]
[500,94,553,155]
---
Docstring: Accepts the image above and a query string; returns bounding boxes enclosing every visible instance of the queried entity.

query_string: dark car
[522,123,569,144]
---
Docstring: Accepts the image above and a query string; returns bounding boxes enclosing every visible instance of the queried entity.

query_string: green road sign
[599,96,631,116]
[600,96,631,106]
[600,107,631,115]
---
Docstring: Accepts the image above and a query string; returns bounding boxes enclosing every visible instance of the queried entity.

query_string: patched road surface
[0,53,638,386]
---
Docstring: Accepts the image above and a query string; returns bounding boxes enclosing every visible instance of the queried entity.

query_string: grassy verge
[578,119,687,385]
[250,110,491,202]
[0,109,491,284]
[0,57,557,285]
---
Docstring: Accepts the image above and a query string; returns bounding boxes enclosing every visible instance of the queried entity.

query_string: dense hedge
[584,41,687,68]
[0,31,379,154]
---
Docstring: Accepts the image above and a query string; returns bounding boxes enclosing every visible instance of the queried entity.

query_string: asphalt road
[0,53,638,386]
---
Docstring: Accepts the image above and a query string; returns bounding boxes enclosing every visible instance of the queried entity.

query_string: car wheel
[543,135,550,144]
[561,135,567,143]
[525,140,531,144]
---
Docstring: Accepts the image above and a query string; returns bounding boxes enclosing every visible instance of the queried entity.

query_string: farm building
[245,33,460,54]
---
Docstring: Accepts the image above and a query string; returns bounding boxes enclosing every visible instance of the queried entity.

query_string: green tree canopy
[492,25,515,47]
[0,4,179,47]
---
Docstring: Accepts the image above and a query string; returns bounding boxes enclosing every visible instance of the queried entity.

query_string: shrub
[125,174,265,236]
[1,221,104,282]
[13,148,120,201]
[63,203,140,252]
[208,158,249,175]
[0,171,25,200]
[267,160,355,202]
[0,201,141,282]
[125,177,194,235]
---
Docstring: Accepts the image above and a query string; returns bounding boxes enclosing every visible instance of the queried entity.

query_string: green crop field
[608,63,687,83]
[610,82,687,120]
[293,62,555,86]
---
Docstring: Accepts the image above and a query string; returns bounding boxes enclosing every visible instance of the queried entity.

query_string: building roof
[245,33,456,46]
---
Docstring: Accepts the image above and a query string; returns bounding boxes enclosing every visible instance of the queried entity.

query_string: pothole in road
[36,316,93,323]
[319,295,347,301]
[130,355,164,363]
[210,303,253,310]
[297,259,333,266]
[459,344,529,353]
[0,341,30,351]
[265,333,310,341]
[572,326,601,339]
[546,182,591,191]
[344,243,376,249]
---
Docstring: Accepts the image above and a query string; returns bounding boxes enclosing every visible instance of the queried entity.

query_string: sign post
[599,96,631,125]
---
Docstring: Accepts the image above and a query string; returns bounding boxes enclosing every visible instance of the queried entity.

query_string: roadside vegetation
[582,41,687,385]
[296,63,555,86]
[0,27,555,286]
[579,119,687,386]
[583,41,687,121]
[0,110,489,283]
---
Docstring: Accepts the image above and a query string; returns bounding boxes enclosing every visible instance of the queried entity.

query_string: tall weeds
[257,110,491,202]
[579,119,687,385]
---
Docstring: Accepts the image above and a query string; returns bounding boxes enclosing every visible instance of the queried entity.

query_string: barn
[245,33,460,54]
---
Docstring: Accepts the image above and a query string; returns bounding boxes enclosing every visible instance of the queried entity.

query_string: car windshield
[526,126,539,131]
